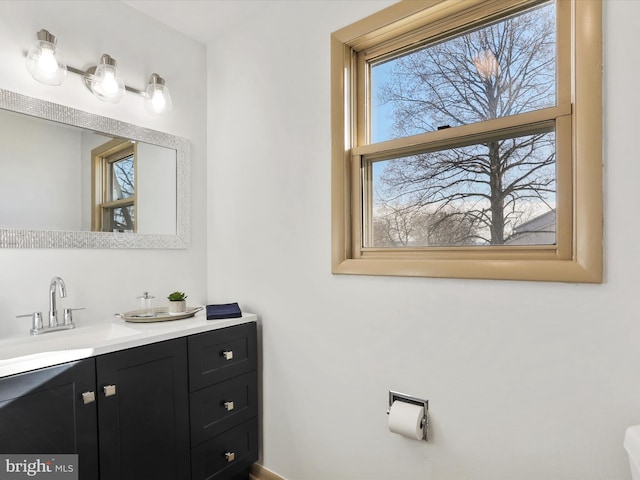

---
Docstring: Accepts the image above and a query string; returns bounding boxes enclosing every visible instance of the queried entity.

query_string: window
[331,0,602,282]
[92,139,137,233]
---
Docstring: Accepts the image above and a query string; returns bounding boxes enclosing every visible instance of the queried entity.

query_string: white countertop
[0,308,257,378]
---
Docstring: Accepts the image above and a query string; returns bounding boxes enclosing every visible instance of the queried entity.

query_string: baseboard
[251,463,286,480]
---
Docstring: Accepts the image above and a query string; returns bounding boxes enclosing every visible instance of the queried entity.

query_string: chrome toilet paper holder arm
[387,390,429,441]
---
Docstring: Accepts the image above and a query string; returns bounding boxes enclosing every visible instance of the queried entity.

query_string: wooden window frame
[330,0,602,282]
[91,139,137,233]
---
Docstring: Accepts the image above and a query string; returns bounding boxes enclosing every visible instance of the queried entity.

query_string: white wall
[137,142,177,235]
[207,1,640,479]
[0,0,207,337]
[0,112,82,230]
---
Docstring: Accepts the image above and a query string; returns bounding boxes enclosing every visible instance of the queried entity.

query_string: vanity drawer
[190,371,257,447]
[188,323,257,392]
[191,418,258,480]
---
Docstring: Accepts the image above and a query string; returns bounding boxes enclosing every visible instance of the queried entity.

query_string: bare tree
[373,203,479,247]
[108,155,135,232]
[375,2,556,245]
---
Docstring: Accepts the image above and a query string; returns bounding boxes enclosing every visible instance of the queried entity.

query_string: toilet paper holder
[387,390,429,441]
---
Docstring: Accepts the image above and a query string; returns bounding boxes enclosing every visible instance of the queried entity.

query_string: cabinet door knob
[81,391,96,404]
[103,385,117,397]
[224,401,235,411]
[222,350,234,360]
[225,452,235,463]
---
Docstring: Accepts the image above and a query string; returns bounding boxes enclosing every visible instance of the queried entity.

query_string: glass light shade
[144,74,173,115]
[90,55,125,103]
[25,38,67,86]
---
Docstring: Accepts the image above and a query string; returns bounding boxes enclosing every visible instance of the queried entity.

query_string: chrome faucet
[49,276,67,327]
[17,276,83,335]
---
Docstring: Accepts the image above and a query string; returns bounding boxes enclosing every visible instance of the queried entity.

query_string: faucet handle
[63,307,85,326]
[17,312,43,334]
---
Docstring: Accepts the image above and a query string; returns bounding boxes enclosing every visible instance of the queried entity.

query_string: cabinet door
[96,338,190,480]
[0,359,99,480]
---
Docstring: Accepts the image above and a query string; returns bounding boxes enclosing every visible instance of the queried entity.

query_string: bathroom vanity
[0,315,258,480]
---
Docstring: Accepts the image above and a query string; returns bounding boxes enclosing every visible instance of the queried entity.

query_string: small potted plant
[167,291,188,314]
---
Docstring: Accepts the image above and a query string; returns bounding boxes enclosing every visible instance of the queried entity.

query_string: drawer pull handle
[222,350,234,360]
[224,401,235,411]
[81,391,95,404]
[225,451,235,463]
[103,385,117,397]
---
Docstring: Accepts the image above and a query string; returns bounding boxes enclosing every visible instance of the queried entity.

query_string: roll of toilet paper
[388,400,425,440]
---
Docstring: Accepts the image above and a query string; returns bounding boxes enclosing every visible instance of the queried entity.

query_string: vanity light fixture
[25,29,173,114]
[25,29,67,86]
[144,74,173,115]
[89,54,125,103]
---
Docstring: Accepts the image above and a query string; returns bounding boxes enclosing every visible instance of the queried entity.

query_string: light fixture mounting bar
[66,65,145,96]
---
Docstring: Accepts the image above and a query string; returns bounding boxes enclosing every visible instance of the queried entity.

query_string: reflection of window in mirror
[91,139,137,233]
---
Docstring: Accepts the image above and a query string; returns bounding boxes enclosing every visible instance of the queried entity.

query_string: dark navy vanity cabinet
[0,321,258,480]
[96,337,191,480]
[189,322,259,480]
[0,357,100,478]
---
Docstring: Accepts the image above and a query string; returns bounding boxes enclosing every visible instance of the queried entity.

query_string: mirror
[0,88,190,248]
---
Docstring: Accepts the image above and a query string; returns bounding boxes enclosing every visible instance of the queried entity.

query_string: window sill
[332,257,602,283]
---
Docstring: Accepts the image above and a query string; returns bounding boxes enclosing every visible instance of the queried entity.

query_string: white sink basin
[63,322,142,342]
[0,322,142,362]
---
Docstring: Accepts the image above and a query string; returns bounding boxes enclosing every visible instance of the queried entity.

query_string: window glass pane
[367,130,556,247]
[103,206,135,233]
[110,154,135,200]
[371,1,556,143]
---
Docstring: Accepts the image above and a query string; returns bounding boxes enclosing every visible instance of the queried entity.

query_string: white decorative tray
[115,306,203,323]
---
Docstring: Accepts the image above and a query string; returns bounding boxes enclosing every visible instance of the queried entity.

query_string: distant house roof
[505,209,556,245]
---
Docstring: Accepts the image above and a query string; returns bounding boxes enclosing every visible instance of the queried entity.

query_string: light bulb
[90,54,125,103]
[25,30,66,86]
[144,74,173,115]
[151,90,167,110]
[100,71,119,95]
[37,47,58,74]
